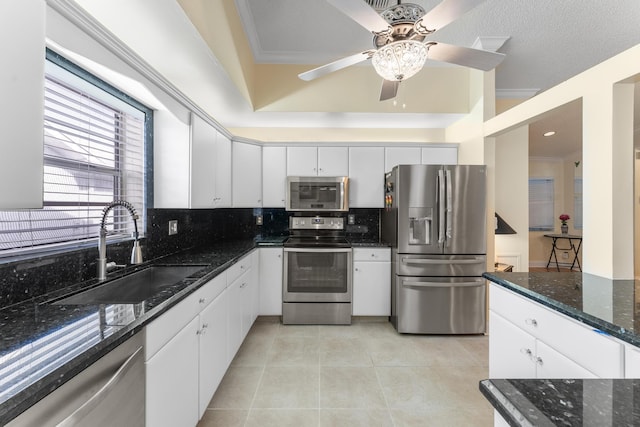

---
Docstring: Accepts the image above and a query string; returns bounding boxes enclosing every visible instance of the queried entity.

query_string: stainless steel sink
[54,265,205,305]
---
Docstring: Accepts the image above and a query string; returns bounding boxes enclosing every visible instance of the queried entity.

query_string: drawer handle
[525,318,538,327]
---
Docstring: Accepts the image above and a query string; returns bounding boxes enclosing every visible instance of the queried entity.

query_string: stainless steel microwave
[286,176,349,212]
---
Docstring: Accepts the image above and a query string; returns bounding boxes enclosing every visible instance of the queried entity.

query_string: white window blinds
[529,178,554,231]
[0,59,146,254]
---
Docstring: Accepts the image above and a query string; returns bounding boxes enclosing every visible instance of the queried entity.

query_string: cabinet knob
[355,268,359,272]
[199,298,206,304]
[520,348,533,359]
[371,253,376,258]
[535,356,544,366]
[525,318,538,327]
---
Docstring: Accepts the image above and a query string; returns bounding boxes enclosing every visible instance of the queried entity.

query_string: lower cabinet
[625,344,640,378]
[146,249,259,427]
[352,248,391,316]
[259,247,283,315]
[198,290,228,417]
[489,283,622,379]
[146,316,200,427]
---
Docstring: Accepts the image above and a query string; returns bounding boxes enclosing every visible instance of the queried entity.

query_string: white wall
[486,44,640,279]
[495,127,529,271]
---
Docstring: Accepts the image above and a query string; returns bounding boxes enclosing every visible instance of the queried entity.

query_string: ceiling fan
[298,0,506,101]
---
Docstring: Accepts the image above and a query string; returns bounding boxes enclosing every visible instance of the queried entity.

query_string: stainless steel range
[282,216,352,325]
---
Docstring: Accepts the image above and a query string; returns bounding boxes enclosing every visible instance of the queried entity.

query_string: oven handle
[401,257,484,265]
[284,247,352,253]
[402,279,484,288]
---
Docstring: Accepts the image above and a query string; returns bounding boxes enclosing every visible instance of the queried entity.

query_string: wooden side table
[543,234,582,271]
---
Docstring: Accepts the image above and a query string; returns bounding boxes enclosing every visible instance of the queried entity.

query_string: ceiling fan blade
[427,42,505,71]
[326,0,390,33]
[421,0,485,32]
[298,51,373,81]
[380,79,399,101]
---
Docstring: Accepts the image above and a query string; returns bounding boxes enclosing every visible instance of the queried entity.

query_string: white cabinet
[384,147,421,172]
[226,251,258,363]
[348,147,385,208]
[287,146,348,176]
[262,146,287,207]
[0,1,45,209]
[489,283,622,379]
[227,271,246,364]
[232,141,262,207]
[489,311,536,378]
[198,275,228,417]
[259,247,283,315]
[156,113,231,209]
[625,344,640,378]
[421,146,458,165]
[190,114,217,208]
[146,316,200,427]
[352,248,391,316]
[214,134,232,207]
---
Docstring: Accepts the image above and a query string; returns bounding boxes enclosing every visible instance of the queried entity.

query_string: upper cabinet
[287,146,348,176]
[232,141,262,207]
[421,146,458,165]
[0,1,45,208]
[385,146,458,172]
[349,147,385,208]
[155,113,231,209]
[262,146,287,208]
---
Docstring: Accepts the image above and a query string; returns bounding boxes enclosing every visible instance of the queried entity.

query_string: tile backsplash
[0,207,380,309]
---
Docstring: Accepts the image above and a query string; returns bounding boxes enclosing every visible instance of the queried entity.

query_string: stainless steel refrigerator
[381,164,487,334]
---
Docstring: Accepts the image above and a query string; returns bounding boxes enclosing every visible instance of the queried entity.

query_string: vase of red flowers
[559,214,570,234]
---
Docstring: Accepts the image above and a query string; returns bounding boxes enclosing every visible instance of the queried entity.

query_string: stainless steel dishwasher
[7,332,145,427]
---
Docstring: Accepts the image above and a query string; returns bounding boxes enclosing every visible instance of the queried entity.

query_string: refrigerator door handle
[445,169,453,240]
[438,169,445,244]
[401,257,484,265]
[402,280,484,288]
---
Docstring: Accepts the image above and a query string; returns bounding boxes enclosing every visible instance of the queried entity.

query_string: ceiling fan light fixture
[372,40,428,82]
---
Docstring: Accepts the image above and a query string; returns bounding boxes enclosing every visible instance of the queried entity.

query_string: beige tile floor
[198,318,493,427]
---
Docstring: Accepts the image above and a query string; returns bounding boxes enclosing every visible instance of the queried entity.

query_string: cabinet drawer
[353,247,390,262]
[145,290,201,360]
[196,272,227,307]
[227,252,252,284]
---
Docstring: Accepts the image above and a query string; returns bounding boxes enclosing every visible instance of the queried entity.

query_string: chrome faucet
[97,200,143,281]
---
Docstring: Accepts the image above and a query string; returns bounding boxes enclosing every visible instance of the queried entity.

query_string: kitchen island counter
[0,239,257,424]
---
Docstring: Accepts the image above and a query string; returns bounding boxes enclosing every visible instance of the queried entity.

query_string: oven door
[283,247,352,303]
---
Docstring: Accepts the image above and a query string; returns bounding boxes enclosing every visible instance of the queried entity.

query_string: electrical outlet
[256,215,263,225]
[348,214,355,225]
[562,251,569,259]
[168,220,178,235]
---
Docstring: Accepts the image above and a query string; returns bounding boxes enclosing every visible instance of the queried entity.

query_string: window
[574,177,583,229]
[529,178,554,231]
[0,51,151,255]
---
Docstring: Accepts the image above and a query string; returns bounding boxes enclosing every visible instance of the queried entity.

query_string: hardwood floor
[197,318,492,427]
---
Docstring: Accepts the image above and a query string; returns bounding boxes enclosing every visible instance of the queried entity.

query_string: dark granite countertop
[0,239,257,424]
[483,272,640,347]
[480,378,640,427]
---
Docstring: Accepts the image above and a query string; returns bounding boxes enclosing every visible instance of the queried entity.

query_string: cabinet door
[215,133,232,207]
[348,147,385,208]
[535,340,597,379]
[259,248,283,315]
[146,316,199,427]
[198,290,228,417]
[250,250,260,325]
[353,259,390,316]
[625,344,640,378]
[317,147,348,176]
[488,311,536,378]
[262,146,287,207]
[190,114,217,208]
[227,270,249,363]
[385,147,421,172]
[287,146,318,176]
[1,1,45,209]
[421,146,458,165]
[232,142,262,207]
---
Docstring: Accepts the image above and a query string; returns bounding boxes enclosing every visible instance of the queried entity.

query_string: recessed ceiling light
[543,131,556,137]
